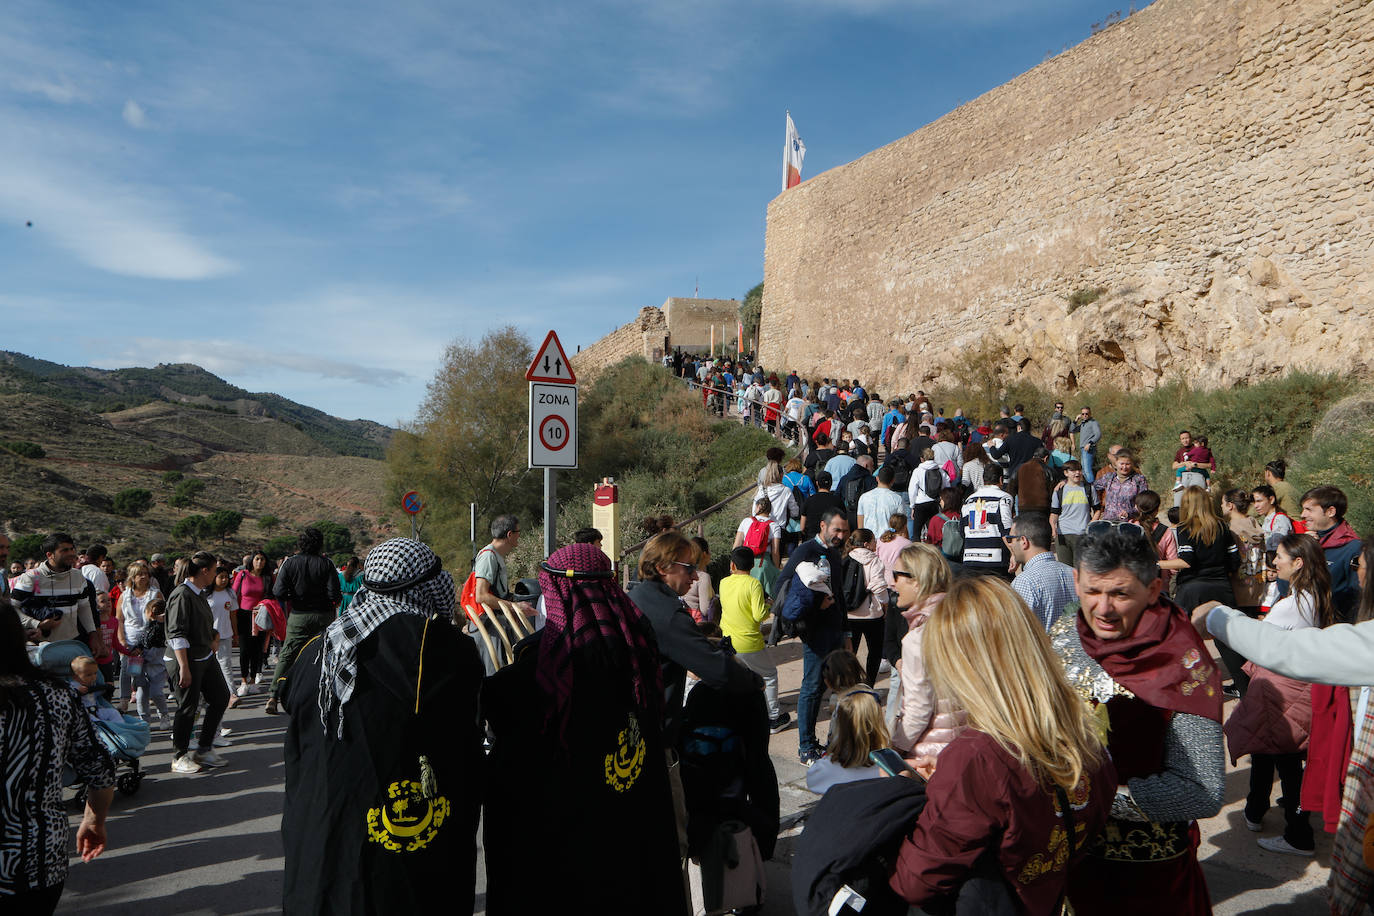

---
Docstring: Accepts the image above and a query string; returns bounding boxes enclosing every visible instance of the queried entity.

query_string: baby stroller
[35,639,152,799]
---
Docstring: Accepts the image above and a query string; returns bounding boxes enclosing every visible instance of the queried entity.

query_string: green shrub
[160,470,184,487]
[264,535,298,559]
[112,488,154,518]
[1291,392,1374,536]
[169,478,206,508]
[309,520,355,556]
[257,514,280,531]
[5,441,45,459]
[204,510,243,541]
[11,534,44,561]
[172,515,208,543]
[1067,286,1106,312]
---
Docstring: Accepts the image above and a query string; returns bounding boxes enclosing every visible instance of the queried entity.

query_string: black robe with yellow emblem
[482,631,687,915]
[282,615,484,914]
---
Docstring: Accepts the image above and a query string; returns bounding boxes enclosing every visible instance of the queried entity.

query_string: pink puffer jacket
[891,593,967,761]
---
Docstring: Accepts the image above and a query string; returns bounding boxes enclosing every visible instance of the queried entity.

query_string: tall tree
[740,282,763,351]
[387,326,538,565]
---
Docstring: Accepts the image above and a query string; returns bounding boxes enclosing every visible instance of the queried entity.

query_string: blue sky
[0,0,1145,426]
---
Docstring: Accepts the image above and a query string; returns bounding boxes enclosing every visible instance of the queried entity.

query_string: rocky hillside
[0,352,391,458]
[0,355,398,561]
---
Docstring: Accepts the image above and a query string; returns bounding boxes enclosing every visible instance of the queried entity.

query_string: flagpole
[782,109,790,193]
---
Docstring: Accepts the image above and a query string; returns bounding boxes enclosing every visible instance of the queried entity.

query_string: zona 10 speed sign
[528,382,578,468]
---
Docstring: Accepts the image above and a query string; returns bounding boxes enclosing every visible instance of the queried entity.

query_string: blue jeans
[1081,448,1095,482]
[798,634,841,754]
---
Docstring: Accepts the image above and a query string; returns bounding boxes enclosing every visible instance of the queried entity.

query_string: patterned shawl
[536,542,662,749]
[318,538,455,738]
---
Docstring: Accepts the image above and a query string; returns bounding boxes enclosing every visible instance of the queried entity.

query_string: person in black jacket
[989,418,1042,479]
[628,531,761,751]
[267,527,342,715]
[774,508,851,767]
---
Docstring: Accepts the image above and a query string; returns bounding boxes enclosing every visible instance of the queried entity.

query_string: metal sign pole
[544,468,557,558]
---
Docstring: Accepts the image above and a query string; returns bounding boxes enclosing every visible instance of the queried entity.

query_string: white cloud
[99,337,410,387]
[0,156,235,280]
[333,172,469,227]
[122,98,147,128]
[12,76,83,104]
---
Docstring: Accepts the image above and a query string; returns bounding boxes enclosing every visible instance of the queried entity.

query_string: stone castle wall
[573,298,744,382]
[571,306,667,382]
[760,0,1374,393]
[661,297,740,351]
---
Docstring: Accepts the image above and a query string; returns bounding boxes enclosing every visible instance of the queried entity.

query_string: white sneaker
[219,726,232,737]
[1257,835,1314,857]
[194,749,229,768]
[171,755,203,774]
[212,735,232,748]
[236,684,254,697]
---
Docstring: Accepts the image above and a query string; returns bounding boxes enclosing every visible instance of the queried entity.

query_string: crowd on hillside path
[3,353,1373,915]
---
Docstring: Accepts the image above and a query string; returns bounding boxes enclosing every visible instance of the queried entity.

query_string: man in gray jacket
[1071,406,1102,481]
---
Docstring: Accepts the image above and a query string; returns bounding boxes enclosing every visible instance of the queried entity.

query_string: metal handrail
[617,479,759,565]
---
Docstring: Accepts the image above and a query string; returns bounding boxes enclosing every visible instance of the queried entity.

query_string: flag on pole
[737,321,743,354]
[783,111,805,191]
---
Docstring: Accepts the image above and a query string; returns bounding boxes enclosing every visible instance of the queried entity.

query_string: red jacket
[889,728,1114,911]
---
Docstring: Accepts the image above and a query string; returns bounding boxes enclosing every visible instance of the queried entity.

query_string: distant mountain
[0,352,392,458]
[0,353,400,560]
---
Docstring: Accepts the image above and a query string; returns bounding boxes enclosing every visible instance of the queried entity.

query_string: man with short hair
[1053,524,1224,914]
[1094,449,1148,522]
[1008,513,1076,630]
[1071,406,1102,481]
[150,553,174,596]
[267,527,342,715]
[1171,430,1211,505]
[958,464,1015,579]
[836,454,876,529]
[80,543,111,596]
[776,509,850,767]
[1300,486,1363,623]
[857,465,907,536]
[12,533,101,647]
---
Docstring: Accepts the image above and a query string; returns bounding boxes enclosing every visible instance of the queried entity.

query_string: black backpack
[838,556,870,612]
[841,474,868,514]
[884,453,913,492]
[922,466,944,500]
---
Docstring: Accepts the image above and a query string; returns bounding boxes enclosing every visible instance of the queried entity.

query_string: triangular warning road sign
[525,330,577,383]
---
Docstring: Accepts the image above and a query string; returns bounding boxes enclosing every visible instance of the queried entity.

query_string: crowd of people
[3,358,1372,914]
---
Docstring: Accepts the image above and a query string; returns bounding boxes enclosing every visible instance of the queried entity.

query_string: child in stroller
[37,639,151,797]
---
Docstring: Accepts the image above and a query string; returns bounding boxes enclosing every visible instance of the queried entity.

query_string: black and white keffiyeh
[318,538,455,738]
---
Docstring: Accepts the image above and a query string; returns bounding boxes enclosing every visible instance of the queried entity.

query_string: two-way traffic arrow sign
[525,330,577,383]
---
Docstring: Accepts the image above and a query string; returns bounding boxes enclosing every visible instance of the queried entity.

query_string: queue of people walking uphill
[5,375,1374,915]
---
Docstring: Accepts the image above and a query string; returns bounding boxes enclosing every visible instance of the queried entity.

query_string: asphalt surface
[58,643,1333,915]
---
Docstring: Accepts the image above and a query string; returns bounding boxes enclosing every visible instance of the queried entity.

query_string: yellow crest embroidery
[1179,661,1216,697]
[604,712,646,792]
[367,779,450,853]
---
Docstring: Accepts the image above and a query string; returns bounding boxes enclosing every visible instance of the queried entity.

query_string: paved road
[60,643,1332,914]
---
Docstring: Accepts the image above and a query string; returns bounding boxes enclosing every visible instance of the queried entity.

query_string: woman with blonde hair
[805,687,890,794]
[889,576,1115,911]
[889,544,963,766]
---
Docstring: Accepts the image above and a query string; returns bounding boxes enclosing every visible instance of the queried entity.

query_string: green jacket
[167,583,216,659]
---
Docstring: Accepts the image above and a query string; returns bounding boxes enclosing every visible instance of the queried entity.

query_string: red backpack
[742,517,772,556]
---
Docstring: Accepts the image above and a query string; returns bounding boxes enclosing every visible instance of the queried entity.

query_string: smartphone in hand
[870,748,924,782]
